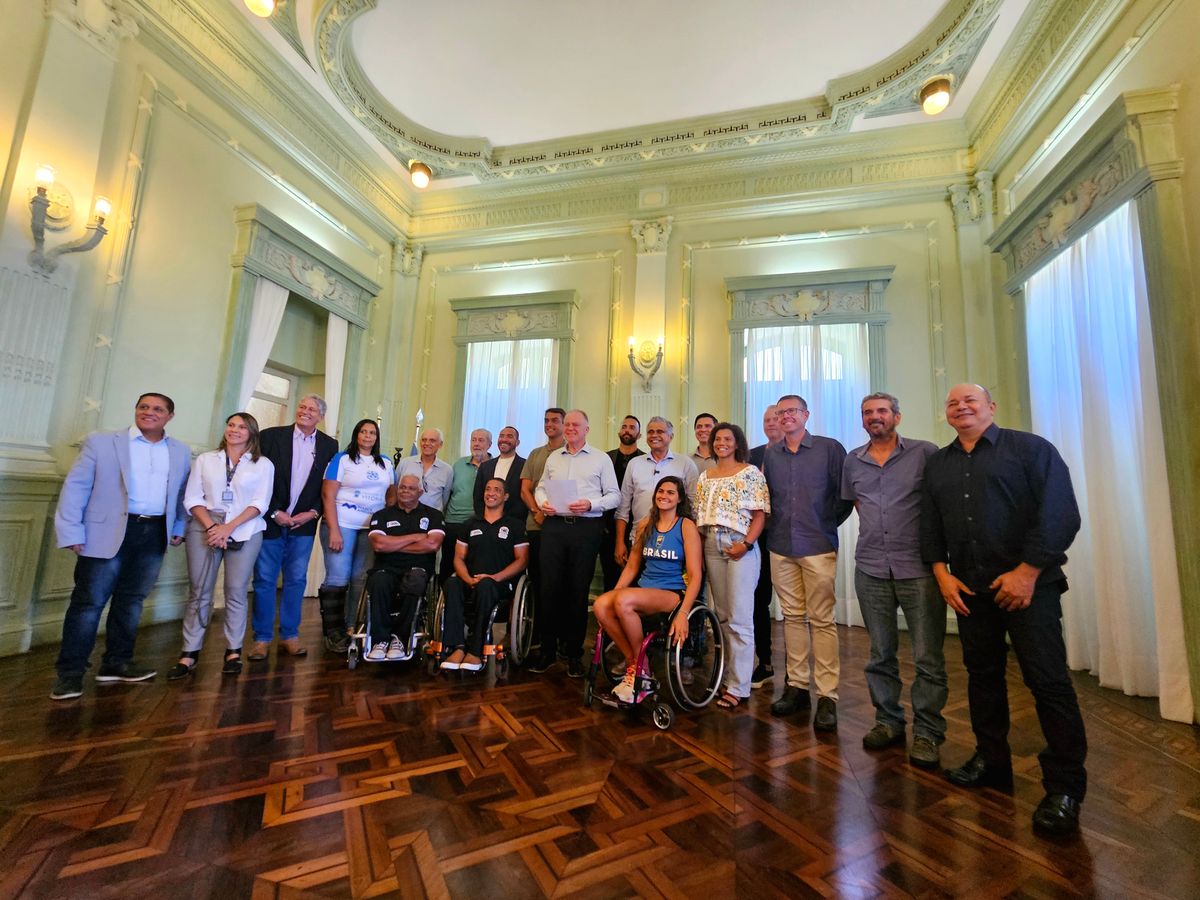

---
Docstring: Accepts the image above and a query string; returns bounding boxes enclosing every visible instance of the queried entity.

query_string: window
[246,368,295,429]
[460,339,559,454]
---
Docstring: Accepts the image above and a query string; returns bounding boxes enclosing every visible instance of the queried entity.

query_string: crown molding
[128,0,410,239]
[314,0,1001,185]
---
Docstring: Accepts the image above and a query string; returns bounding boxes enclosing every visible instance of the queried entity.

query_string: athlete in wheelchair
[352,473,445,663]
[587,475,724,728]
[432,477,530,673]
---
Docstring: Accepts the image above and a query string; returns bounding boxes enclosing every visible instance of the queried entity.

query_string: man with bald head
[531,408,620,676]
[921,383,1086,836]
[394,427,454,511]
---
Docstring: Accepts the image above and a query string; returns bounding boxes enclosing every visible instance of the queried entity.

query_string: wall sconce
[627,336,664,392]
[408,161,432,189]
[28,165,109,274]
[919,78,952,116]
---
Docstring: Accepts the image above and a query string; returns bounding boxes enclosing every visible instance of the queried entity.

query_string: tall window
[743,323,870,450]
[246,368,295,429]
[459,339,558,455]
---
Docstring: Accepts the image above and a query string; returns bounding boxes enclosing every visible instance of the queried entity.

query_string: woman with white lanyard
[168,412,273,679]
[318,418,394,653]
[694,421,769,709]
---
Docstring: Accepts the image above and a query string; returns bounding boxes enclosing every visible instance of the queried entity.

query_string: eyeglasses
[776,406,806,417]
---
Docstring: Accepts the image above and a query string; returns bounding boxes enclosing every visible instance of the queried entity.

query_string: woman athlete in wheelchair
[587,475,724,728]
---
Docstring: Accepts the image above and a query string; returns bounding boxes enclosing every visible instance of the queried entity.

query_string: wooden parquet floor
[1,610,1198,899]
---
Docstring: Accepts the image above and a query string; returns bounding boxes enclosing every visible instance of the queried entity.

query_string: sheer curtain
[744,323,871,625]
[305,313,349,597]
[1025,201,1192,722]
[238,277,289,408]
[460,339,558,456]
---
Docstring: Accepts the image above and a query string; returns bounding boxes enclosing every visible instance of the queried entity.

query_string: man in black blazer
[249,395,338,659]
[474,425,525,520]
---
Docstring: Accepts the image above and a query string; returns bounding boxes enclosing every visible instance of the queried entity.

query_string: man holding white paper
[531,409,620,676]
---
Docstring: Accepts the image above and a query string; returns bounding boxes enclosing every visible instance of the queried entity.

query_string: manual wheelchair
[345,565,437,669]
[583,602,725,730]
[424,572,534,678]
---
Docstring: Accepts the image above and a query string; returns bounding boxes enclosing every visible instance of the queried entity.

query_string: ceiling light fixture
[408,161,432,190]
[919,78,952,116]
[244,0,276,18]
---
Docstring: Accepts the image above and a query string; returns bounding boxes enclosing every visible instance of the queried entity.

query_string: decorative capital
[46,0,139,58]
[630,216,673,254]
[394,241,424,277]
[948,182,982,227]
[975,170,995,216]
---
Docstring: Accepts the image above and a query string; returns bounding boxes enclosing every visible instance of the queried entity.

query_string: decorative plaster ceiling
[257,0,1028,187]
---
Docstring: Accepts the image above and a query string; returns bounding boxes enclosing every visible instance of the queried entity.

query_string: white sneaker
[386,635,406,660]
[612,667,636,703]
[366,641,387,661]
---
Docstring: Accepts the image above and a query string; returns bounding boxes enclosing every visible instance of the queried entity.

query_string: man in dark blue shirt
[921,383,1086,836]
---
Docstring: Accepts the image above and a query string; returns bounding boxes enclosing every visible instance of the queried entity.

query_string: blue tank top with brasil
[638,516,687,591]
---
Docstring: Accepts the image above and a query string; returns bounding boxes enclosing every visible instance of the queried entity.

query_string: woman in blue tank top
[593,475,703,703]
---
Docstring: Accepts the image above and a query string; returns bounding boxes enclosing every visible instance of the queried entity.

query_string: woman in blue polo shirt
[318,419,394,652]
[593,475,703,704]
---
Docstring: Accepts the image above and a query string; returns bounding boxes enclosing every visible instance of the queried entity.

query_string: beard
[618,433,638,446]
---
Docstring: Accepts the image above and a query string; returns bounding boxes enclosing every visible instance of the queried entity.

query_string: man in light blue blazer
[51,392,191,700]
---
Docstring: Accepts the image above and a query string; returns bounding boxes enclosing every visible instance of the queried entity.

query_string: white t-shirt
[324,452,395,529]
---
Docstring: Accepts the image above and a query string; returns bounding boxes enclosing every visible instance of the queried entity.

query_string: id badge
[222,489,235,503]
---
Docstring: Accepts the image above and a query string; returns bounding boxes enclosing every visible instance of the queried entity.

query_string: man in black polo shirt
[601,415,644,591]
[440,478,529,672]
[364,473,445,661]
[922,383,1085,836]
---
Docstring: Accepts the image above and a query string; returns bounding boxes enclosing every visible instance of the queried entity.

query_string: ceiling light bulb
[35,164,55,188]
[409,161,432,189]
[244,0,276,18]
[920,79,952,116]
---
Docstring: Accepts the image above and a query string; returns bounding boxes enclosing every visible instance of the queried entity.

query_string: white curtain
[324,314,348,439]
[1025,201,1192,722]
[238,277,289,409]
[460,338,558,457]
[744,323,871,625]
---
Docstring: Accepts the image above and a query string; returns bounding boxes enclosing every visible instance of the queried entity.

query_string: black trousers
[539,516,603,659]
[438,521,471,585]
[365,566,428,646]
[956,582,1087,799]
[443,575,510,656]
[598,514,624,593]
[752,528,773,666]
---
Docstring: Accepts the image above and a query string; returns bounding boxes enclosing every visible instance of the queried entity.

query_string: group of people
[50,382,1089,836]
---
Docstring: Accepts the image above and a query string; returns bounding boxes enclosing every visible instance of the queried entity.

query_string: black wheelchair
[346,565,437,669]
[424,572,534,678]
[583,603,725,730]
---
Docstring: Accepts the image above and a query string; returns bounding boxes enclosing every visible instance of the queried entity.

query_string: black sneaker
[566,657,585,679]
[526,650,555,674]
[50,673,83,700]
[750,664,774,689]
[813,697,838,732]
[769,685,811,716]
[95,662,157,683]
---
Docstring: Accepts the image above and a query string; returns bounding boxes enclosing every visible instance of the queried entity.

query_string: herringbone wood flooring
[1,610,1197,898]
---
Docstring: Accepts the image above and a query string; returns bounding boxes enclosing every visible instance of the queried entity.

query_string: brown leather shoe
[247,641,270,661]
[279,638,308,657]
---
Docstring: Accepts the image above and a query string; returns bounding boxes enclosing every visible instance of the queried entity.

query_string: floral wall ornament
[767,289,826,320]
[630,217,673,253]
[1013,158,1124,269]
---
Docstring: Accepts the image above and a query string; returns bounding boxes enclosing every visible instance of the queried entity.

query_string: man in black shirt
[440,478,529,672]
[601,415,644,591]
[364,474,444,661]
[921,383,1085,836]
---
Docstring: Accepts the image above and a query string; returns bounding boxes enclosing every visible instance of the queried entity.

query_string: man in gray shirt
[841,392,946,768]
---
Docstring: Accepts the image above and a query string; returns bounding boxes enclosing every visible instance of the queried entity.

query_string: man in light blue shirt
[395,427,454,511]
[530,409,619,676]
[614,416,698,566]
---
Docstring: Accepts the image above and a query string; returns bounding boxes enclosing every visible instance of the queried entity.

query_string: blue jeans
[855,569,948,742]
[251,530,315,642]
[56,516,168,676]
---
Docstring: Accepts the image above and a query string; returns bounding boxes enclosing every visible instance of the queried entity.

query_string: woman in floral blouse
[694,422,769,708]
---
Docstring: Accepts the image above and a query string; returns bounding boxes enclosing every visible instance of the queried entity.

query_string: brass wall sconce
[29,165,109,274]
[627,336,664,392]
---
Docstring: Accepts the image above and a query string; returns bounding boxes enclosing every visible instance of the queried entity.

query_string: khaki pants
[770,551,839,700]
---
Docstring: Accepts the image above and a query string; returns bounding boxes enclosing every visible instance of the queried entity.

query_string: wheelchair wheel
[347,644,358,671]
[667,604,724,710]
[426,590,446,670]
[583,679,595,708]
[651,703,675,731]
[507,575,535,666]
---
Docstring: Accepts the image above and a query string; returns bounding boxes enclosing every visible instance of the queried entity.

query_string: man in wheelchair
[441,478,529,671]
[363,474,445,661]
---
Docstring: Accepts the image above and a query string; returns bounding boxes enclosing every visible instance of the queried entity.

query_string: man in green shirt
[438,428,492,585]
